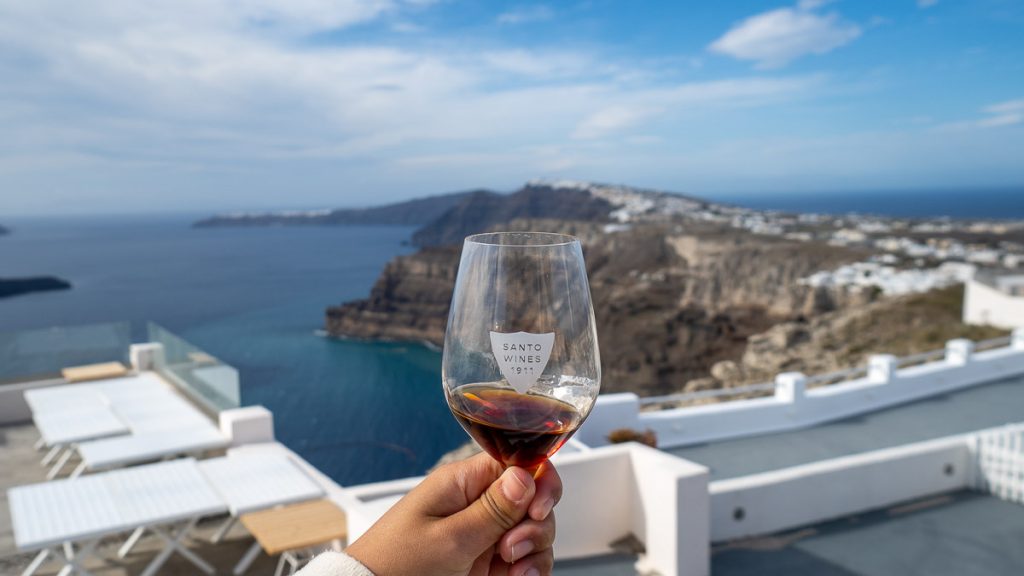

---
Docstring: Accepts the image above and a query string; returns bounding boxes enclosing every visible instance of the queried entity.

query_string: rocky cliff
[327,211,865,395]
[327,246,459,344]
[699,284,1009,394]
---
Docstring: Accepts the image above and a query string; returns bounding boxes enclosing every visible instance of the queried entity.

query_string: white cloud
[977,113,1023,128]
[0,2,821,162]
[573,107,656,140]
[918,0,938,8]
[0,0,854,213]
[934,98,1024,131]
[497,5,554,25]
[571,76,820,140]
[709,4,861,68]
[984,99,1024,115]
[478,50,595,78]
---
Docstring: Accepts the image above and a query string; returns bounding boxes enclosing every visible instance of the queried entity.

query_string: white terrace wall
[0,377,64,425]
[0,343,161,425]
[708,435,971,542]
[339,444,711,576]
[579,331,1024,450]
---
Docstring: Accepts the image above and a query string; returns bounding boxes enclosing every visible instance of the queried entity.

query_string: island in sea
[0,225,73,299]
[0,276,72,299]
[192,190,480,228]
[196,181,1020,400]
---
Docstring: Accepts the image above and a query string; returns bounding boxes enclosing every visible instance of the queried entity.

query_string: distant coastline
[0,226,73,298]
[192,190,480,229]
[0,276,72,299]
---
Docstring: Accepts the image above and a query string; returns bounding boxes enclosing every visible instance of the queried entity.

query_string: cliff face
[326,247,459,344]
[700,284,1009,394]
[326,218,864,395]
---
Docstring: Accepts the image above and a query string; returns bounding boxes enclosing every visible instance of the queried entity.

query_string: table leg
[274,553,289,576]
[118,526,146,558]
[211,515,237,543]
[47,448,75,480]
[233,541,262,576]
[20,549,50,576]
[142,518,215,576]
[41,445,62,466]
[55,540,98,576]
[70,462,88,479]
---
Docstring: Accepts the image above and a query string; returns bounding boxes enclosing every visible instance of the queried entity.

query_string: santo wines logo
[489,331,555,394]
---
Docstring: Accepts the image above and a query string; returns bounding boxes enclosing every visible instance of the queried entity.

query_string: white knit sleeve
[296,551,375,576]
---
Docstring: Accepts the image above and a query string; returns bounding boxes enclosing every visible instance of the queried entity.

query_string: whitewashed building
[964,272,1024,329]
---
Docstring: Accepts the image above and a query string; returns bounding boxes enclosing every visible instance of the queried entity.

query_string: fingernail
[522,568,540,576]
[502,468,530,503]
[511,540,535,562]
[534,497,555,520]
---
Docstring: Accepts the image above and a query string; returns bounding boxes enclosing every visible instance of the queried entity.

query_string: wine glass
[442,232,601,470]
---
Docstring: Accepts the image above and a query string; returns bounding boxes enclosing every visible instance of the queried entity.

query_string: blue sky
[0,0,1022,215]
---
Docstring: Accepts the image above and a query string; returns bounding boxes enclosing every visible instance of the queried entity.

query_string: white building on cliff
[964,271,1024,329]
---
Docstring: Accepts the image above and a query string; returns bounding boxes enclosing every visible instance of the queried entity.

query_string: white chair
[9,458,228,576]
[22,372,230,480]
[112,451,326,575]
[25,373,172,473]
[70,425,229,478]
[32,408,130,479]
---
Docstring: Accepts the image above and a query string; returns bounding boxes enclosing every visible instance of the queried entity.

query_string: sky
[0,0,1022,215]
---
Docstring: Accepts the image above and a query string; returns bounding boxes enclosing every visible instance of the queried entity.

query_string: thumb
[444,466,535,555]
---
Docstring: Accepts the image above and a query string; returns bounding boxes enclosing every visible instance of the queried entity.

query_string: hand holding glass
[443,232,601,469]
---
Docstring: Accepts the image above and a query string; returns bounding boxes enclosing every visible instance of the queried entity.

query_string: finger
[443,466,536,556]
[528,460,563,521]
[509,549,554,576]
[409,452,505,517]
[498,514,556,564]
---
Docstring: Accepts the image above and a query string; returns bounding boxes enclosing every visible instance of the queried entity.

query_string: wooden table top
[240,499,347,556]
[62,362,129,383]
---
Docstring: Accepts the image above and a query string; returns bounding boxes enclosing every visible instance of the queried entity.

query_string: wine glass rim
[465,231,579,247]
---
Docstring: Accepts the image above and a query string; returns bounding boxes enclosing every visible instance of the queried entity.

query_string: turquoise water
[0,215,466,485]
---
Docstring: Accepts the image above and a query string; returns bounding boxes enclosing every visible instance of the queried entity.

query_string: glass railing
[0,322,131,384]
[147,322,240,412]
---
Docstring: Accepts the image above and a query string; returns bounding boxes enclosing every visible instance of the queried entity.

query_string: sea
[710,188,1024,219]
[0,189,1021,486]
[0,215,466,486]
